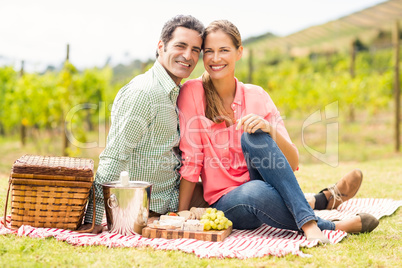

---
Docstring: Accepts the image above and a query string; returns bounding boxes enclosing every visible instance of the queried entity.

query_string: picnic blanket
[1,198,401,258]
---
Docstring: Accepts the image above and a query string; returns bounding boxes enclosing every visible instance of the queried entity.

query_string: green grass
[1,157,401,267]
[0,112,401,267]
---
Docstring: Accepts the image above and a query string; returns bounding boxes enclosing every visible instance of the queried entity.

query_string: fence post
[350,40,356,78]
[393,21,400,152]
[248,49,253,84]
[20,60,26,146]
[63,44,70,156]
[20,60,25,77]
[349,40,356,122]
[66,43,70,62]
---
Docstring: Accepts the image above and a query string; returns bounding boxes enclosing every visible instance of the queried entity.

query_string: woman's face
[203,30,243,81]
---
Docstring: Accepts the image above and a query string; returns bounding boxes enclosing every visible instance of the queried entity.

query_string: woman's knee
[232,180,277,205]
[241,130,274,153]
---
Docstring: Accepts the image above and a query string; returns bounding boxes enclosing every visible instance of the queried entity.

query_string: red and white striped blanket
[1,198,401,258]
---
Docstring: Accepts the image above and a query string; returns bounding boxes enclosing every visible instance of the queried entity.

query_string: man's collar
[154,60,181,94]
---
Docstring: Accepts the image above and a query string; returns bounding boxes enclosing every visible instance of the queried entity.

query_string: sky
[0,0,387,72]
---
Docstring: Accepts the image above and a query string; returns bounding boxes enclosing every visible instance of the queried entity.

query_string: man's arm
[82,86,152,230]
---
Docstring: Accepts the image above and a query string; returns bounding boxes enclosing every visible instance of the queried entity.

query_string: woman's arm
[177,80,205,210]
[236,114,299,171]
[178,178,197,211]
[267,124,299,171]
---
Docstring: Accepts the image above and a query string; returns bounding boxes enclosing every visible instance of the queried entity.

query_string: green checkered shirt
[85,60,181,225]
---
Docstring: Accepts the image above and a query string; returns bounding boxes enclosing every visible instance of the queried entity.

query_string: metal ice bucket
[101,181,152,235]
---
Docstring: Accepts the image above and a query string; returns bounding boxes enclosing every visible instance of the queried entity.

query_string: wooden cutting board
[142,217,233,242]
[142,225,232,242]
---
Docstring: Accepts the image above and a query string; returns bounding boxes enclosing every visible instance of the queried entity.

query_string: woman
[177,20,378,243]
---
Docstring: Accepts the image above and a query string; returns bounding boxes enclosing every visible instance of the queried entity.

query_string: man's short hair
[156,15,204,58]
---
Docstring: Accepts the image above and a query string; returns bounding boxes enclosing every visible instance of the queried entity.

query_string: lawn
[1,158,401,267]
[0,113,401,267]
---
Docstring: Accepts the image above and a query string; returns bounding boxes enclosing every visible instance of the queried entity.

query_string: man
[80,15,205,233]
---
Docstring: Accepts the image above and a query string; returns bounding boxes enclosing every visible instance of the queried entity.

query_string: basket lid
[12,155,94,177]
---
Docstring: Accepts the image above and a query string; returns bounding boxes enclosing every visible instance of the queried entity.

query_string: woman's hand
[236,114,271,134]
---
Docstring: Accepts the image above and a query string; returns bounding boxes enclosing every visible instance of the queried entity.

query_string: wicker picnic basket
[4,155,95,232]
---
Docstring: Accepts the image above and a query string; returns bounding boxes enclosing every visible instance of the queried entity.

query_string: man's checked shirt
[85,60,182,225]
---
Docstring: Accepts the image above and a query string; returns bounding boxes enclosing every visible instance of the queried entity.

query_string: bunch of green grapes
[200,208,233,231]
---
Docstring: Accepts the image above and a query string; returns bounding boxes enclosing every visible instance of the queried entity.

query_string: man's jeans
[212,130,335,231]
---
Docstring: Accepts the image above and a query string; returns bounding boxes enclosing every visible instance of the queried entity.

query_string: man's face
[157,27,203,85]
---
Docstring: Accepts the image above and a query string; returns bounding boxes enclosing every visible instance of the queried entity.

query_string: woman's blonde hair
[202,20,242,124]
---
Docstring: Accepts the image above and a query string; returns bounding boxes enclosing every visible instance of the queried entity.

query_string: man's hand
[77,223,104,234]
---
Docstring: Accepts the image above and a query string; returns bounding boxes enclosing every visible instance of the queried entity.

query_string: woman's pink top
[177,78,298,205]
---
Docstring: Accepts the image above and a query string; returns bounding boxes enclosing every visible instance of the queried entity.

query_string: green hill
[244,0,402,58]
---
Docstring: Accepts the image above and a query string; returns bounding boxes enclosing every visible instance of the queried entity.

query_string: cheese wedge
[182,220,204,232]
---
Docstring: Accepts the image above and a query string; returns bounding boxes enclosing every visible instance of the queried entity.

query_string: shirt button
[224,147,227,150]
[234,111,237,113]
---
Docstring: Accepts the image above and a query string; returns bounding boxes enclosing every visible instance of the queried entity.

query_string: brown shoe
[320,169,363,210]
[357,213,379,233]
[333,213,379,233]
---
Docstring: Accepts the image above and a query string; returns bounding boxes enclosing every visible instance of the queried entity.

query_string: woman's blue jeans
[211,130,335,231]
